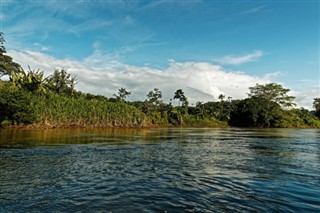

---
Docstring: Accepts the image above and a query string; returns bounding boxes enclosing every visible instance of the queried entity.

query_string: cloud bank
[8,50,316,109]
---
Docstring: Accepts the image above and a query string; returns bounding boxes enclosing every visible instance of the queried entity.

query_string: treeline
[0,32,320,128]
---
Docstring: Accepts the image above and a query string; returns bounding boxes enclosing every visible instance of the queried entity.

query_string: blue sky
[1,0,319,108]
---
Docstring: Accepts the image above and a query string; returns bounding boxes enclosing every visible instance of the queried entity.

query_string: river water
[0,128,319,212]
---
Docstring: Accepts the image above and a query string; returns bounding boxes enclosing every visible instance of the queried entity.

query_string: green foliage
[228,83,300,128]
[0,32,22,77]
[229,97,283,127]
[30,93,147,127]
[278,108,320,128]
[248,83,296,108]
[146,88,163,106]
[0,87,36,125]
[46,69,77,96]
[174,89,188,107]
[183,114,227,126]
[10,68,46,93]
[83,92,109,101]
[137,88,174,125]
[1,32,318,129]
[200,98,234,121]
[142,88,165,115]
[114,87,131,102]
[313,98,320,118]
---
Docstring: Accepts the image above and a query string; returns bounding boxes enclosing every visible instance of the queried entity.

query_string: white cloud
[293,87,320,110]
[216,50,264,65]
[7,50,316,109]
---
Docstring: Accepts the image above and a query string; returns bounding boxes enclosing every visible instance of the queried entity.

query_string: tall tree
[218,94,225,102]
[142,88,167,117]
[239,83,296,127]
[229,97,282,127]
[146,88,163,106]
[0,32,22,77]
[46,69,77,95]
[313,98,320,118]
[173,89,189,125]
[114,87,131,102]
[248,83,296,108]
[174,89,188,107]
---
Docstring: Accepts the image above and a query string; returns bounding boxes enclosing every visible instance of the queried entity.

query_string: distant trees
[228,83,297,127]
[248,83,296,108]
[229,97,282,127]
[174,89,188,107]
[114,87,131,102]
[139,88,173,124]
[0,30,318,128]
[143,88,163,112]
[313,98,320,118]
[173,89,189,124]
[146,88,163,106]
[46,69,77,96]
[218,94,225,102]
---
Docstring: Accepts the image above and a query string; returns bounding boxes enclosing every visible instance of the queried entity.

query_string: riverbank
[2,122,319,130]
[1,80,320,129]
[1,122,229,130]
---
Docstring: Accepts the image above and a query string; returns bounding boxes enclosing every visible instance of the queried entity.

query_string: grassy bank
[1,86,320,129]
[0,88,148,128]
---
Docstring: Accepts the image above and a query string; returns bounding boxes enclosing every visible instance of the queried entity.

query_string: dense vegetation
[1,33,319,128]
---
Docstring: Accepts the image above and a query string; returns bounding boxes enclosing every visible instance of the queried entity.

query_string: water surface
[1,128,319,212]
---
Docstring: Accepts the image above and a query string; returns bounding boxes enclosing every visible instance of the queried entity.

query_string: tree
[174,89,188,107]
[173,89,189,125]
[218,94,225,102]
[0,87,36,125]
[10,67,46,93]
[229,97,282,127]
[114,87,131,102]
[146,88,163,106]
[46,69,77,95]
[245,83,295,127]
[0,32,22,77]
[313,98,320,118]
[248,83,296,108]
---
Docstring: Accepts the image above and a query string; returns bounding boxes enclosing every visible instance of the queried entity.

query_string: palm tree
[10,68,47,93]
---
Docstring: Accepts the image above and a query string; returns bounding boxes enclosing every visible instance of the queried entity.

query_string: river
[0,128,319,212]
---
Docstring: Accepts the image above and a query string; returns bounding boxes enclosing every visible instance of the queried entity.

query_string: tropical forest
[1,33,320,129]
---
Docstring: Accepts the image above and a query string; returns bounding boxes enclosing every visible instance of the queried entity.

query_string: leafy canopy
[114,87,131,102]
[0,32,22,77]
[174,89,188,107]
[248,83,296,108]
[313,98,320,118]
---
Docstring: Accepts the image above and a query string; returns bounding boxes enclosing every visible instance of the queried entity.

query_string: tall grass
[29,93,148,128]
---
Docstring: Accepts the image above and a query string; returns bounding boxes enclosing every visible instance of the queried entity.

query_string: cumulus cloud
[8,50,316,108]
[293,87,320,110]
[216,50,264,65]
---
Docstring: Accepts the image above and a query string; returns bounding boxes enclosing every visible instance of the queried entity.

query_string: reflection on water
[1,128,320,212]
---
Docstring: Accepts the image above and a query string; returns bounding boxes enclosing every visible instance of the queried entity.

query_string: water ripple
[1,128,320,212]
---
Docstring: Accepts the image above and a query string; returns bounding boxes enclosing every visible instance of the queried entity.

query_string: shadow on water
[0,128,177,148]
